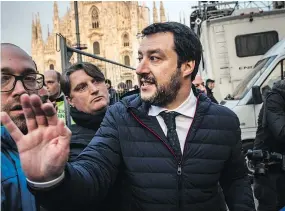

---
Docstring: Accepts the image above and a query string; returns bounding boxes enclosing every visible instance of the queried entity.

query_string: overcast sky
[1,1,197,55]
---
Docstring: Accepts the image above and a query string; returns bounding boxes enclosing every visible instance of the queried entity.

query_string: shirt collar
[148,89,197,118]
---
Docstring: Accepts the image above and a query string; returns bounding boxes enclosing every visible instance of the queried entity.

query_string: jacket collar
[122,85,212,119]
[148,89,197,118]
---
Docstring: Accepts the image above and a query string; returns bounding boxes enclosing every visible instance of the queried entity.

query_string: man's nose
[89,83,99,94]
[12,80,27,96]
[136,59,150,75]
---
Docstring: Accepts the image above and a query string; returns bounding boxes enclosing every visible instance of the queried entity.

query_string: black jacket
[35,87,255,211]
[68,107,106,162]
[254,80,285,154]
[206,86,218,104]
[67,107,120,211]
[108,88,119,106]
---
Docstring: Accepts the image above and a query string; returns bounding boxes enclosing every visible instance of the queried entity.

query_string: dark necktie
[160,111,182,158]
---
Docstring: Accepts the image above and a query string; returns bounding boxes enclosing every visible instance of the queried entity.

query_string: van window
[232,55,277,100]
[261,59,285,95]
[235,31,279,57]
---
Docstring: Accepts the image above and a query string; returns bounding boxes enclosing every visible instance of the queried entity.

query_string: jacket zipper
[176,93,201,209]
[177,160,182,209]
[129,94,201,210]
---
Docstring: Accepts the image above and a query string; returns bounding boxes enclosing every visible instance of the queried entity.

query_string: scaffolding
[190,1,285,35]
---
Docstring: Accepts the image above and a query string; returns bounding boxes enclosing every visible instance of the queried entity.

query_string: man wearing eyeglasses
[1,43,46,211]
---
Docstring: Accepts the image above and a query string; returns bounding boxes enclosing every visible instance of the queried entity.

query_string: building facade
[31,1,166,89]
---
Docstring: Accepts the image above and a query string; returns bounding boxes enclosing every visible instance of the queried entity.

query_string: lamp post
[74,1,82,62]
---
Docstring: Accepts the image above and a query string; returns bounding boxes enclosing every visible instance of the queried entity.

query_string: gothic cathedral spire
[36,12,43,43]
[54,1,59,18]
[153,2,158,23]
[53,1,59,33]
[160,1,166,22]
[32,13,37,41]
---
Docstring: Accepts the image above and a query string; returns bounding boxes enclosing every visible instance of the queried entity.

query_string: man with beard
[1,43,47,211]
[1,22,255,211]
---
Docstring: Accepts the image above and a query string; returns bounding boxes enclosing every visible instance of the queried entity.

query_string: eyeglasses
[1,73,45,92]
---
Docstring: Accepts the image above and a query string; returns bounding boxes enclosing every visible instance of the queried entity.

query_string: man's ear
[67,96,74,107]
[182,60,195,78]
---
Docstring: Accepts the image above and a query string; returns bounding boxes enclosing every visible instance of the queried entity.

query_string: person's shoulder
[106,94,141,119]
[209,102,238,117]
[111,93,140,108]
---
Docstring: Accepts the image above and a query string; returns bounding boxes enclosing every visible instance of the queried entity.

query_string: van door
[254,58,285,124]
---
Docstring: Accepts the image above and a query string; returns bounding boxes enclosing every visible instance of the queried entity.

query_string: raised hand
[1,94,71,182]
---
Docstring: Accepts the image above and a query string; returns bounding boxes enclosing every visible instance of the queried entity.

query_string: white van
[199,8,285,101]
[221,38,285,151]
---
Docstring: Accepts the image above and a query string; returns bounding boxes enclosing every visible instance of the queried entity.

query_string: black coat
[68,124,98,162]
[35,88,255,211]
[206,86,218,104]
[67,107,120,211]
[108,88,119,106]
[68,107,105,162]
[254,80,285,153]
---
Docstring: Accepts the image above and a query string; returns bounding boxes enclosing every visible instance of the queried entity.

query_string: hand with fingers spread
[1,93,71,182]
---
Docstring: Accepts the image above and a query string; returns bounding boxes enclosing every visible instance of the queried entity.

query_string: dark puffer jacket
[254,80,285,153]
[68,125,97,162]
[35,88,255,211]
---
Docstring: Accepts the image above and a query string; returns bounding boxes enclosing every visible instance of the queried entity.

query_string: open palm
[1,94,71,182]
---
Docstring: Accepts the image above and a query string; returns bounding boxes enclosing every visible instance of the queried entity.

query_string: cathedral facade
[31,1,166,89]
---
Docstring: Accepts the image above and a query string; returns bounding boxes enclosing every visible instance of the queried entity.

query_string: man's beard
[10,114,27,134]
[140,68,182,107]
[1,97,28,134]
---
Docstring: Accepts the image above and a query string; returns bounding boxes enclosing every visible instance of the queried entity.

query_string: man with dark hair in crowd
[60,62,110,162]
[193,75,207,94]
[44,69,68,124]
[61,63,120,210]
[105,79,119,105]
[2,22,255,211]
[253,79,285,211]
[117,82,128,99]
[1,43,48,211]
[206,79,218,104]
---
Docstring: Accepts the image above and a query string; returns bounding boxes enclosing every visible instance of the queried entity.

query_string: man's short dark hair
[61,62,105,97]
[142,22,202,81]
[206,79,215,86]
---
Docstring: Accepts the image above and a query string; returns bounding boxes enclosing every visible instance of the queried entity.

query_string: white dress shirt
[148,89,197,154]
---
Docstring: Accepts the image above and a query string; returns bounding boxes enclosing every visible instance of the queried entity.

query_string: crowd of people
[1,21,284,211]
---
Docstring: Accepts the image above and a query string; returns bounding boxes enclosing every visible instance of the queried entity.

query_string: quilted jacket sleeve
[219,117,256,211]
[34,105,122,211]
